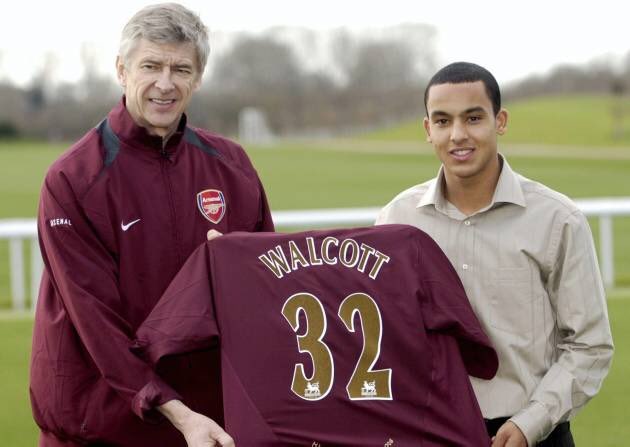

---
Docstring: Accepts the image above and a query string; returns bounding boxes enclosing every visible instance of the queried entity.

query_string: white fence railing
[2,198,630,311]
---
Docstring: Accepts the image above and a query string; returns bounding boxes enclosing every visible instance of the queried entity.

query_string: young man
[376,62,614,447]
[30,4,272,446]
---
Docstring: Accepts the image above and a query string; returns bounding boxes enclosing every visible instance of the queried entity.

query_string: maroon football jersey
[133,224,497,446]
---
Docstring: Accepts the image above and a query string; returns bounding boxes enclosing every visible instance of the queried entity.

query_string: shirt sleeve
[131,242,220,371]
[38,172,181,422]
[416,232,499,380]
[509,210,614,445]
[375,204,392,225]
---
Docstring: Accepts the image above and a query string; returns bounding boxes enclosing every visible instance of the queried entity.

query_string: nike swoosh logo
[121,218,141,231]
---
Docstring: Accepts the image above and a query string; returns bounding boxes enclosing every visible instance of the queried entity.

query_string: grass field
[0,313,36,446]
[2,139,630,306]
[365,94,630,148]
[1,94,630,444]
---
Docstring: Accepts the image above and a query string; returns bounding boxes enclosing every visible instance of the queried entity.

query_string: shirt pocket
[489,267,534,335]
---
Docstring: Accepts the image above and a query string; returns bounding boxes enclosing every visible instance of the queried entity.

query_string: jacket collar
[107,96,188,154]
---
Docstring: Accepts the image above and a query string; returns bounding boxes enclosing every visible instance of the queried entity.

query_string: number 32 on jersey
[281,292,393,402]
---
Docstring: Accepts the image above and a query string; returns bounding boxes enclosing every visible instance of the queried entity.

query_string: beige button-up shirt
[376,156,613,445]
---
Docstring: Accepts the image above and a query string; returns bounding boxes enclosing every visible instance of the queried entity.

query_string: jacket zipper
[160,148,184,266]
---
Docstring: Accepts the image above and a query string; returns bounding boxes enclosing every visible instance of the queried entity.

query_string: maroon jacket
[134,225,498,446]
[30,98,274,445]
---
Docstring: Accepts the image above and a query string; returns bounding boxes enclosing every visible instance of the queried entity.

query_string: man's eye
[435,119,448,125]
[468,116,481,123]
[141,64,157,70]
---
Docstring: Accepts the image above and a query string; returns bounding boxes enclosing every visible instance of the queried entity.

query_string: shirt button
[462,264,469,270]
[464,220,471,226]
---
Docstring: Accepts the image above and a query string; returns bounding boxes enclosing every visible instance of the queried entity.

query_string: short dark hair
[424,62,501,116]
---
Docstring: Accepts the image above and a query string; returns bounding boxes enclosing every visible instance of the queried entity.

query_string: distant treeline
[504,56,630,102]
[0,26,628,141]
[0,25,435,140]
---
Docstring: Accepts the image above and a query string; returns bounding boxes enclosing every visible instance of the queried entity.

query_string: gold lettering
[306,237,323,265]
[288,240,310,271]
[339,238,360,267]
[321,237,339,265]
[259,246,291,279]
[259,237,391,280]
[282,293,334,401]
[357,243,376,273]
[338,293,392,400]
[368,251,390,280]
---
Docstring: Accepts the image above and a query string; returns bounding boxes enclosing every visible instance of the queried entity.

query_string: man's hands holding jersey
[491,421,527,447]
[158,400,234,447]
[207,230,222,241]
[154,231,226,446]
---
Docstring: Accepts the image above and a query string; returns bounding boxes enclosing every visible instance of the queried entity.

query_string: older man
[30,3,272,446]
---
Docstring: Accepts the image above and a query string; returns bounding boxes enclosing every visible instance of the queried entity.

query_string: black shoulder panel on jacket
[185,127,220,158]
[96,119,120,167]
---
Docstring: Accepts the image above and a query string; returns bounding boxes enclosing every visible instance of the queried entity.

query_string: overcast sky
[1,0,628,87]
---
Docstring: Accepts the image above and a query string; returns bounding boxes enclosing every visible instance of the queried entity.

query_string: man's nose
[155,68,175,91]
[450,120,468,144]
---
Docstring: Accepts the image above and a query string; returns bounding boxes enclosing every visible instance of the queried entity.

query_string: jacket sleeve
[509,211,614,446]
[416,233,499,380]
[132,243,219,364]
[256,176,275,232]
[223,136,275,233]
[38,170,181,421]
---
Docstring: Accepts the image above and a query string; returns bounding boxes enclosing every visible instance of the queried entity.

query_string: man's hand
[159,400,234,447]
[177,411,234,447]
[207,229,223,241]
[491,421,527,447]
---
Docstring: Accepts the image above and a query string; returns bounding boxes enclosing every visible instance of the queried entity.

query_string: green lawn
[0,314,36,446]
[0,140,66,218]
[2,140,630,307]
[364,94,630,148]
[503,95,630,147]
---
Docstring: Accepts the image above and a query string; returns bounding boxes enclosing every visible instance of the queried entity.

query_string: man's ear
[193,75,203,92]
[423,116,432,143]
[495,108,508,135]
[116,56,127,87]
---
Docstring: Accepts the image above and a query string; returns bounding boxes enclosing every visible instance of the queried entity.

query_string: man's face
[116,39,201,138]
[423,81,507,182]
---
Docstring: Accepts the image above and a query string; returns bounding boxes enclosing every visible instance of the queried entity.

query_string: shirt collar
[491,155,526,208]
[416,153,526,211]
[417,167,447,211]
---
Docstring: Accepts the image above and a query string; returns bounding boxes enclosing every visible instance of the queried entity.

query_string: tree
[340,24,436,126]
[200,36,308,133]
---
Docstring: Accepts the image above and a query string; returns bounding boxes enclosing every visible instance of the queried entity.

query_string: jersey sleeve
[416,233,498,379]
[38,171,181,421]
[132,242,220,368]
